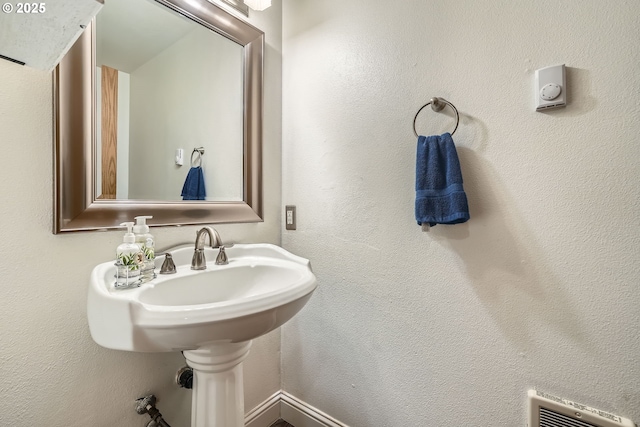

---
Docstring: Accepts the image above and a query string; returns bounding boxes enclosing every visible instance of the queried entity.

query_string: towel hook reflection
[413,97,459,138]
[191,147,205,167]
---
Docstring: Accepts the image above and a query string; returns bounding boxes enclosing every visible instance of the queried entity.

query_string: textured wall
[281,1,640,426]
[0,2,282,425]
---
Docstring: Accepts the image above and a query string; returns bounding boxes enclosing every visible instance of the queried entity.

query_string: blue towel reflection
[181,166,206,200]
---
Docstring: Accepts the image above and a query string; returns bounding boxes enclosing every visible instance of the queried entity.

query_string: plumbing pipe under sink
[136,395,173,427]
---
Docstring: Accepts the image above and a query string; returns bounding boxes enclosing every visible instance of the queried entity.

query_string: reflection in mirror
[95,0,244,202]
[53,0,264,233]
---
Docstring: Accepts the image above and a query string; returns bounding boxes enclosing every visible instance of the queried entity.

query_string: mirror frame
[53,0,264,233]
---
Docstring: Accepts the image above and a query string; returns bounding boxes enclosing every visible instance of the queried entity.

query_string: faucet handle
[160,253,176,274]
[215,246,229,265]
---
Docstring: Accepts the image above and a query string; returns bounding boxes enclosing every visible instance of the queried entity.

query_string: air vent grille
[541,407,598,427]
[528,390,635,427]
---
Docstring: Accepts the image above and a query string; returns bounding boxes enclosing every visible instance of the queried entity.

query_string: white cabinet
[0,0,103,71]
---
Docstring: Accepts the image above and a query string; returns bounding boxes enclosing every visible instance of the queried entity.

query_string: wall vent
[528,390,636,427]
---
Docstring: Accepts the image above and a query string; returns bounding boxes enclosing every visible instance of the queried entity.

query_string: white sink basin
[88,243,317,352]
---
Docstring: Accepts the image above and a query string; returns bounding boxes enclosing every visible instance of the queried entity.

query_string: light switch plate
[285,205,296,230]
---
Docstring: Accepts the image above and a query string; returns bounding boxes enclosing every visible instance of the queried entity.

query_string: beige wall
[281,1,640,425]
[0,1,282,426]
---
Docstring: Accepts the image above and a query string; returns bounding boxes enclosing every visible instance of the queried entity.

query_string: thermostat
[535,64,566,111]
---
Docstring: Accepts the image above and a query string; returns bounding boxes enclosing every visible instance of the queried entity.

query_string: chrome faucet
[191,227,222,270]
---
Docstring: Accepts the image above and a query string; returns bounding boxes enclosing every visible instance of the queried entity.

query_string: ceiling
[96,0,194,73]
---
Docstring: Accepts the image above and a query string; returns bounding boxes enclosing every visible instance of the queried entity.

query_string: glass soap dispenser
[133,215,156,283]
[115,222,143,288]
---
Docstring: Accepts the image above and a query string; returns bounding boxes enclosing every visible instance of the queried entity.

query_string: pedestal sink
[87,243,317,427]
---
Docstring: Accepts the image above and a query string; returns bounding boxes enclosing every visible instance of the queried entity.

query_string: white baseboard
[245,391,348,427]
[245,391,282,427]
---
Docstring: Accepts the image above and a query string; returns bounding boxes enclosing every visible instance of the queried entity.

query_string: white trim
[245,391,281,427]
[244,391,349,427]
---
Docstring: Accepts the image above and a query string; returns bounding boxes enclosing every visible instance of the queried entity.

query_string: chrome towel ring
[191,147,205,167]
[413,97,459,137]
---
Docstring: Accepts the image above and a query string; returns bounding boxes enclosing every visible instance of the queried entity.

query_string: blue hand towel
[415,132,469,226]
[181,166,206,200]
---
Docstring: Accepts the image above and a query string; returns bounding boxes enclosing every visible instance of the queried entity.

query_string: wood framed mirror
[53,0,264,233]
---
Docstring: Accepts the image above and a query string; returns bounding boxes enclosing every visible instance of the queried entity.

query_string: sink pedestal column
[183,341,252,427]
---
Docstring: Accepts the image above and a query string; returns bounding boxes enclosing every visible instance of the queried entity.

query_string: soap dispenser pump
[115,222,143,288]
[133,215,156,282]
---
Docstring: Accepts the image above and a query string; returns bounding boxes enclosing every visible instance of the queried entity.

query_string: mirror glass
[95,0,243,202]
[53,0,264,233]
